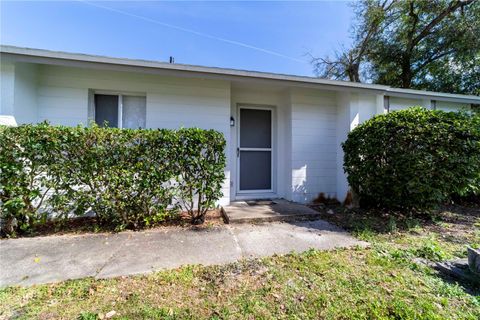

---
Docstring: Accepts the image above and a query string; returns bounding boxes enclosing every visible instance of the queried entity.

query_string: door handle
[237,148,240,157]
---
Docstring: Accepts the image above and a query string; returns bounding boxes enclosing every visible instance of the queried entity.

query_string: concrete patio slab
[0,219,368,287]
[224,199,323,223]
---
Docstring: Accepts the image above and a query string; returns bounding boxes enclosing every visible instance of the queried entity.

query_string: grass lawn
[1,205,479,319]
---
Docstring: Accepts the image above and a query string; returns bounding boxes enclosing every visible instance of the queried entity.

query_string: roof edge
[1,45,479,103]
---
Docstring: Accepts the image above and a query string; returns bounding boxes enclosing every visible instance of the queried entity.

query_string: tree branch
[412,0,475,47]
[414,48,457,72]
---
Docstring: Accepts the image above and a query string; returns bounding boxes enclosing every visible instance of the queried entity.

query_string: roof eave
[1,45,479,104]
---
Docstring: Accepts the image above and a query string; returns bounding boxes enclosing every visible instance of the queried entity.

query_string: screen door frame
[236,105,274,194]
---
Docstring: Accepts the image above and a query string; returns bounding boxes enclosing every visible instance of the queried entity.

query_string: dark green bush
[343,107,480,211]
[0,123,226,236]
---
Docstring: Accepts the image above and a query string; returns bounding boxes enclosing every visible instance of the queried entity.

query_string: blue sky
[0,1,354,76]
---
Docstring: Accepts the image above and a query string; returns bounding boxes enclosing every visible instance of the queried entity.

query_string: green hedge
[343,107,480,211]
[0,123,226,236]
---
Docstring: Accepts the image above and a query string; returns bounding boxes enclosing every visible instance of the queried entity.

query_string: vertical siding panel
[290,90,337,203]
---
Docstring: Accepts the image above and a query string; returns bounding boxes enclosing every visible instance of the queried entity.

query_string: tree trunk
[191,212,205,225]
[347,63,361,83]
[401,57,413,88]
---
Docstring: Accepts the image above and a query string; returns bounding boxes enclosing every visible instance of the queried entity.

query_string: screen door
[238,108,272,192]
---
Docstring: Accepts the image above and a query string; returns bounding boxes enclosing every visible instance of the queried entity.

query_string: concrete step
[222,199,323,224]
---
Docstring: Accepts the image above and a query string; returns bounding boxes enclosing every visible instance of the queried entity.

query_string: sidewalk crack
[93,237,125,279]
[227,225,244,258]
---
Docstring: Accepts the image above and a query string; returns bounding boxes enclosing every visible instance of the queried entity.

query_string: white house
[1,45,479,206]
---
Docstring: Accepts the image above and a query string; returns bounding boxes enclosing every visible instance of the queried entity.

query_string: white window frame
[90,90,146,129]
[236,104,275,195]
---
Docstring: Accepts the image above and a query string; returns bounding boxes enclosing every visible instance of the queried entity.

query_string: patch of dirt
[308,203,479,239]
[8,209,225,239]
[426,205,479,244]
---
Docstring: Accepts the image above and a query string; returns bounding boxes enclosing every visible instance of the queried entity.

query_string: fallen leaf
[105,310,116,318]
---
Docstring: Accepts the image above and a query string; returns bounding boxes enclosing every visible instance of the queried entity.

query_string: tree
[311,0,394,82]
[312,0,480,95]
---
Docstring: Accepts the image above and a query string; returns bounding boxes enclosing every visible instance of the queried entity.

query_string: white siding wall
[290,89,337,203]
[147,84,229,130]
[389,97,424,111]
[35,65,231,204]
[335,92,351,203]
[334,92,384,203]
[436,101,470,112]
[0,61,15,115]
[389,97,469,112]
[13,63,38,124]
[356,94,378,123]
[283,91,293,201]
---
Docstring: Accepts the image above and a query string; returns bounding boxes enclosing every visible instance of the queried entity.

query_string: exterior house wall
[282,90,293,202]
[389,97,425,111]
[355,93,378,123]
[335,92,351,203]
[290,88,338,203]
[1,58,476,207]
[0,61,15,116]
[14,63,38,124]
[334,92,384,203]
[35,65,232,205]
[435,101,470,112]
[389,97,469,112]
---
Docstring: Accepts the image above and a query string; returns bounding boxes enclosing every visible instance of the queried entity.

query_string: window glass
[122,96,146,129]
[94,94,118,127]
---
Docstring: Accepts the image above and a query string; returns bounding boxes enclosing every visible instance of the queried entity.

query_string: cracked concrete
[0,220,368,287]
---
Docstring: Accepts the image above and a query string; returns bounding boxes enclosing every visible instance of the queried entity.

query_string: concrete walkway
[0,220,367,287]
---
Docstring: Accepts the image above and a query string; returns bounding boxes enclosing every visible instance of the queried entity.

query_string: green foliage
[77,312,98,320]
[367,0,480,93]
[174,128,226,225]
[0,123,226,236]
[414,237,448,262]
[313,0,480,95]
[343,107,480,211]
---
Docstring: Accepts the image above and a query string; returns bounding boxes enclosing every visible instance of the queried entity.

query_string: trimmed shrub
[0,123,226,236]
[343,107,480,211]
